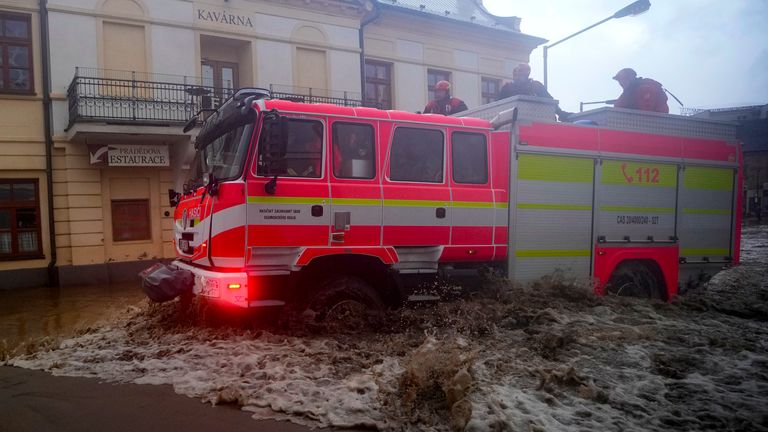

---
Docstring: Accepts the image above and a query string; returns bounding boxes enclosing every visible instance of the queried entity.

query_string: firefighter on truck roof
[423,80,468,116]
[612,68,669,113]
[498,63,571,121]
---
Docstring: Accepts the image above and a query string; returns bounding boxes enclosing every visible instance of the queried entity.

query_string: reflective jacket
[424,97,468,115]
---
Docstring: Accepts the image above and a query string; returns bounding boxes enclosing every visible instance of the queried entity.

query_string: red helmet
[613,68,637,81]
[434,80,451,91]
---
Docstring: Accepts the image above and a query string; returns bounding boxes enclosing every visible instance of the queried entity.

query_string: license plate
[197,276,220,298]
[179,239,190,251]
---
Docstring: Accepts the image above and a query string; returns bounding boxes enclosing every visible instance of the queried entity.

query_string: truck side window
[389,127,444,183]
[332,122,375,179]
[257,118,324,178]
[452,132,488,184]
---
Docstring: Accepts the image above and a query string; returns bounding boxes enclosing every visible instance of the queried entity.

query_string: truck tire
[307,276,385,322]
[605,261,661,299]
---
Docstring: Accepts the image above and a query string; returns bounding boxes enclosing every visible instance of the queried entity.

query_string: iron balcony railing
[66,68,371,129]
[268,84,367,108]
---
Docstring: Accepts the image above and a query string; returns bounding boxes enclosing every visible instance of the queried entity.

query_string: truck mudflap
[139,263,194,303]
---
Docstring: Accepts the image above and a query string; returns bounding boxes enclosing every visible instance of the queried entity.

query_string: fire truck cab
[159,88,741,316]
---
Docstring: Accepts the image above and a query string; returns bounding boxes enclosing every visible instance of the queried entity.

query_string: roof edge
[376,2,547,46]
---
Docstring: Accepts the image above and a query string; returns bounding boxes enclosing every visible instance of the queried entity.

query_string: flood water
[2,224,767,431]
[1,224,766,356]
[0,282,144,354]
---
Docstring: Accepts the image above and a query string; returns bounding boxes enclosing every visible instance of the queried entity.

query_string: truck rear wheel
[307,276,385,323]
[605,261,662,299]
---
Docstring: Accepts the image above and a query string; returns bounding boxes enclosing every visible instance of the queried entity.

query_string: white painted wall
[48,0,98,10]
[324,25,359,49]
[255,39,293,88]
[328,51,361,96]
[49,11,98,134]
[453,71,479,108]
[144,0,191,22]
[394,63,425,113]
[150,25,196,78]
[397,39,423,61]
[48,11,97,93]
[454,49,478,70]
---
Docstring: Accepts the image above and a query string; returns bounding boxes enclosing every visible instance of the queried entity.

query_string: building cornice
[379,2,547,49]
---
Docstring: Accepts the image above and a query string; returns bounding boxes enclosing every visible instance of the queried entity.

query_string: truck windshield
[186,124,252,191]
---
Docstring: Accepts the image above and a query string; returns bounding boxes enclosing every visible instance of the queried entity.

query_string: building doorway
[201,60,238,106]
[199,34,253,109]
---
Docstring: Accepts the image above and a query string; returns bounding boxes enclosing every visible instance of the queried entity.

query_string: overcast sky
[482,0,768,113]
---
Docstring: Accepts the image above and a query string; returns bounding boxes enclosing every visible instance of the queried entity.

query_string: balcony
[66,68,368,131]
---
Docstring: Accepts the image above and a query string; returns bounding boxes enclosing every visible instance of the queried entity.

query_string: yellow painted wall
[0,2,51,273]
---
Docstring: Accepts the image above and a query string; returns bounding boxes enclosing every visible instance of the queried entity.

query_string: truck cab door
[248,115,331,258]
[382,126,451,269]
[445,130,495,262]
[328,120,382,246]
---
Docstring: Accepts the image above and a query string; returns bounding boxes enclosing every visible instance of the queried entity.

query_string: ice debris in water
[6,225,768,431]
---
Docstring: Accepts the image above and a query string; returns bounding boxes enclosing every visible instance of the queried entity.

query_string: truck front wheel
[307,276,385,323]
[605,261,662,299]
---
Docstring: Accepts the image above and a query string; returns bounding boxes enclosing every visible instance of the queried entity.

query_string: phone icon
[620,163,633,183]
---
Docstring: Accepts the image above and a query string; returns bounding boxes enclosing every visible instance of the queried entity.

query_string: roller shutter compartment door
[511,154,595,282]
[677,166,735,262]
[596,160,678,243]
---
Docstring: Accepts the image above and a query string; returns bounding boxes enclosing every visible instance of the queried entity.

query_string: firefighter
[423,80,468,115]
[612,68,669,113]
[288,124,322,177]
[498,63,571,121]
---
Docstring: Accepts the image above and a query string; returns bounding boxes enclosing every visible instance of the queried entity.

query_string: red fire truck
[146,88,741,317]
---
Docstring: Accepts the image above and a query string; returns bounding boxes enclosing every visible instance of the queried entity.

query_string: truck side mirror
[168,189,180,207]
[203,172,219,196]
[258,112,288,177]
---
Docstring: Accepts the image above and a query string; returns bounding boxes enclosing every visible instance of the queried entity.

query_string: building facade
[0,0,544,288]
[693,105,768,218]
[0,0,50,287]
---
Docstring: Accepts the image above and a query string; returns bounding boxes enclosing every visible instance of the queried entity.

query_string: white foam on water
[7,225,768,431]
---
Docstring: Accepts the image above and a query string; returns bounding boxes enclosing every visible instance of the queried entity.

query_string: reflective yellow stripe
[601,160,676,187]
[495,202,509,209]
[517,154,593,183]
[600,205,674,213]
[248,196,497,209]
[515,249,591,258]
[682,248,729,256]
[517,203,592,211]
[683,208,731,215]
[684,167,733,191]
[248,196,326,205]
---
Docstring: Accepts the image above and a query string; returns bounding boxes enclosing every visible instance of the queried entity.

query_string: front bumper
[172,260,286,308]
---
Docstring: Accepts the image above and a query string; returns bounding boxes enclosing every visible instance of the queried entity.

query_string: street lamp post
[543,0,651,89]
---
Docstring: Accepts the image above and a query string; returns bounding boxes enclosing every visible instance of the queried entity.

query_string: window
[389,127,444,183]
[257,118,324,178]
[427,69,451,102]
[332,122,375,179]
[0,13,32,93]
[201,60,238,108]
[452,132,488,184]
[364,60,392,109]
[0,179,42,259]
[481,77,501,105]
[111,199,151,242]
[187,124,251,191]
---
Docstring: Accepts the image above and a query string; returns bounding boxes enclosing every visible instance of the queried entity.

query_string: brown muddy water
[2,225,768,431]
[0,282,144,355]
